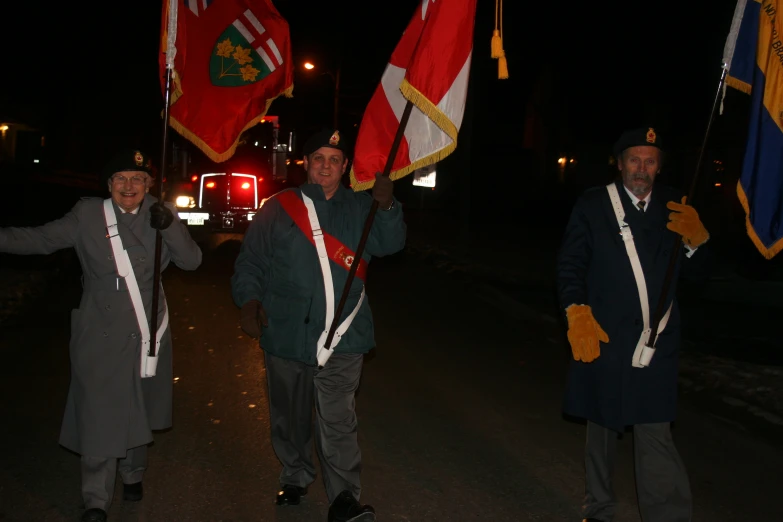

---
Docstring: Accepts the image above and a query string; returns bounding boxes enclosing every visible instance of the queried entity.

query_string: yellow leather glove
[566,304,609,363]
[666,196,709,248]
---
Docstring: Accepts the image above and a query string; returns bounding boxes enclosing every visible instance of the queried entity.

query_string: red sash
[277,190,368,281]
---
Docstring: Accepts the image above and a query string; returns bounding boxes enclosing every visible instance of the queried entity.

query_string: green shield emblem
[210,25,273,87]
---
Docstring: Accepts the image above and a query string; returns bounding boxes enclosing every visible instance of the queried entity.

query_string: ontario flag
[159,0,293,162]
[723,0,783,259]
[349,0,478,191]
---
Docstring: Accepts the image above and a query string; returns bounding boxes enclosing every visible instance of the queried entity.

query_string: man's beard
[627,173,652,196]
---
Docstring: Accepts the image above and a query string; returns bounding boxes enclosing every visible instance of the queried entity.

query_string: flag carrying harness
[276,191,365,367]
[103,199,169,378]
[606,184,672,368]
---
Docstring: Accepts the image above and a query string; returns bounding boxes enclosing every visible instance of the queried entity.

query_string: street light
[302,61,341,129]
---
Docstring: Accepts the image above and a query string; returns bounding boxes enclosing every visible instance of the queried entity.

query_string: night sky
[0,0,746,177]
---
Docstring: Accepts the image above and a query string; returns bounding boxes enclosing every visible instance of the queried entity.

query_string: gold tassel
[492,0,503,58]
[498,50,509,79]
[491,29,503,58]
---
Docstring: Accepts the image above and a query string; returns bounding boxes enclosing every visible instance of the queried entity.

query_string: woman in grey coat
[0,149,202,522]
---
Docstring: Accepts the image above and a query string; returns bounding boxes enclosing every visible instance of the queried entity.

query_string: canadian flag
[349,0,477,190]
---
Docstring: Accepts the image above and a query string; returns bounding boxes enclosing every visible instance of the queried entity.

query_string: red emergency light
[241,182,251,189]
[191,175,198,182]
[206,181,216,189]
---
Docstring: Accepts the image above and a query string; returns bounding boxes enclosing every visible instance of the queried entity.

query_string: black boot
[123,481,143,502]
[276,484,307,506]
[327,490,375,522]
[81,508,107,522]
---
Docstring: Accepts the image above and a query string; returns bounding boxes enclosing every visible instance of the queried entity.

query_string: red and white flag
[349,0,477,190]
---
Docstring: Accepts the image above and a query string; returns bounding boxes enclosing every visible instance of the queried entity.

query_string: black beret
[613,127,664,158]
[100,149,153,186]
[302,128,348,157]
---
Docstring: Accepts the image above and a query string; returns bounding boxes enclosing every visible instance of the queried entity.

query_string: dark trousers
[264,351,364,503]
[80,444,147,511]
[584,421,692,522]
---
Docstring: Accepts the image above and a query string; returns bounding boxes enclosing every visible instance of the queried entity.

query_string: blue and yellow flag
[724,0,783,259]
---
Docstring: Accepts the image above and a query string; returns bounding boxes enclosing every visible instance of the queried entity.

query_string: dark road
[1,229,782,522]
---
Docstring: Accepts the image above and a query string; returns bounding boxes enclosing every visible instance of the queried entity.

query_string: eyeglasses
[111,174,148,186]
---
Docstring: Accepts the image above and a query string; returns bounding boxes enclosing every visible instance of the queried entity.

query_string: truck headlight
[175,196,196,208]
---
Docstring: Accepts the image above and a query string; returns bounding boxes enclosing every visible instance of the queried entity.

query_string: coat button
[103,331,109,337]
[105,305,111,311]
[108,255,113,260]
[130,333,137,339]
[139,257,146,262]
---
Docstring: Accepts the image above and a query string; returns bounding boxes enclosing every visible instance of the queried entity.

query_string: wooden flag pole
[318,99,414,368]
[647,66,727,350]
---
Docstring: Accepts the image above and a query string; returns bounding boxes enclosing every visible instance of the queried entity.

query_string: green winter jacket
[231,183,406,364]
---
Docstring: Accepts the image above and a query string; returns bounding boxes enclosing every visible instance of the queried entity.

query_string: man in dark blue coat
[556,127,710,522]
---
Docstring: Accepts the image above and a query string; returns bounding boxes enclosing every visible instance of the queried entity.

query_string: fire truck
[167,116,300,232]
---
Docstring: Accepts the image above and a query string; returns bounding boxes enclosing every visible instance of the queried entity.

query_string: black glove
[149,202,174,230]
[240,300,268,339]
[372,172,394,210]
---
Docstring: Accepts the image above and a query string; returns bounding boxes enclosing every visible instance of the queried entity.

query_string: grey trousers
[80,444,147,511]
[583,421,692,522]
[264,351,364,503]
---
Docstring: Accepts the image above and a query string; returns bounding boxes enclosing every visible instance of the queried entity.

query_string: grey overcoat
[0,194,202,457]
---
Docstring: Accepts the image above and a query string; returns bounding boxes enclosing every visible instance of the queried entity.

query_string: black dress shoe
[123,481,143,502]
[583,518,605,522]
[327,490,376,522]
[81,508,107,522]
[276,484,307,506]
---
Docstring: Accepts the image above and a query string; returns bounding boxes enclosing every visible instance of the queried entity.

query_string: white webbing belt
[606,184,671,368]
[300,193,365,368]
[103,199,169,378]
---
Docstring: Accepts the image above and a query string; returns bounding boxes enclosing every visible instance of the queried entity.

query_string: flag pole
[647,65,728,349]
[149,66,174,358]
[150,0,178,358]
[318,99,414,368]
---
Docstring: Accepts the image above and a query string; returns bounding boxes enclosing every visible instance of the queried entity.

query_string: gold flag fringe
[349,79,458,192]
[736,180,783,259]
[167,83,294,164]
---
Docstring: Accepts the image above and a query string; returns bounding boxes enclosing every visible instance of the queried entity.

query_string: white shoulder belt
[300,193,365,368]
[103,199,169,378]
[606,184,671,368]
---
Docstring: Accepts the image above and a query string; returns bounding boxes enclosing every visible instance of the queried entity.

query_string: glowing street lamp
[302,61,341,129]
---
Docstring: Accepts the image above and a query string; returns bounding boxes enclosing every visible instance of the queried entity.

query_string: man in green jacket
[231,128,406,522]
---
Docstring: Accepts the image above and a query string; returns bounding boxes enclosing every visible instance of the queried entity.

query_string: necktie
[637,200,646,213]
